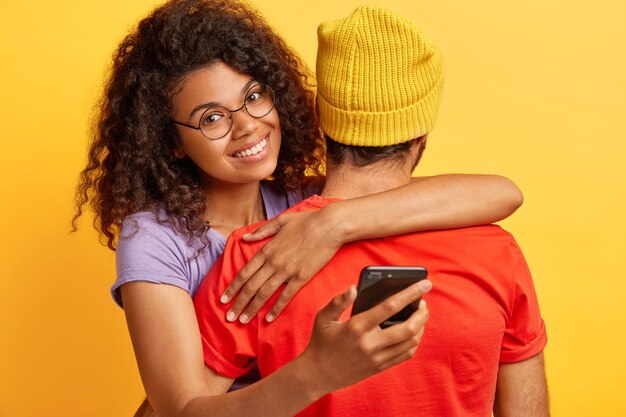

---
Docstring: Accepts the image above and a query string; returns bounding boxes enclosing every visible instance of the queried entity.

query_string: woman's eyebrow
[188,79,258,120]
[189,101,219,119]
[241,78,257,94]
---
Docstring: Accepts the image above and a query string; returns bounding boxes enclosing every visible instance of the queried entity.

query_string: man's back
[194,195,546,416]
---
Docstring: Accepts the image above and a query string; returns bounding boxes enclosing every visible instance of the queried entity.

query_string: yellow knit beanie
[316,6,444,146]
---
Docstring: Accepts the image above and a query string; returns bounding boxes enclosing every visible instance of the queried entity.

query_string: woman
[73,0,522,415]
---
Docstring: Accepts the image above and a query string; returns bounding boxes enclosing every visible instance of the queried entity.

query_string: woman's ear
[173,147,186,159]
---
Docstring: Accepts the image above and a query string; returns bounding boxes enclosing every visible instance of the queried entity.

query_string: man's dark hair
[325,135,427,170]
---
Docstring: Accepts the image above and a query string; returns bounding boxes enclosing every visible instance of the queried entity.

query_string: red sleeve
[499,238,548,363]
[193,233,259,378]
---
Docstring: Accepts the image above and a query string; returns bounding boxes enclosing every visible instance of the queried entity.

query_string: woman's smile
[171,62,281,184]
[229,135,270,160]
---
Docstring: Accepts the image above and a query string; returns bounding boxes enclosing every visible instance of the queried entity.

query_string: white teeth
[233,137,268,158]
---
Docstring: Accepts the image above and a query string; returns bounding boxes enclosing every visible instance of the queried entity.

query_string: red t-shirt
[193,196,547,417]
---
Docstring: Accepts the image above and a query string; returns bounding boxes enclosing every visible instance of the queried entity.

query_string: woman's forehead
[172,62,256,114]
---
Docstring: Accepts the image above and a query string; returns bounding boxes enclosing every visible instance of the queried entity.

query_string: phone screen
[351,266,428,328]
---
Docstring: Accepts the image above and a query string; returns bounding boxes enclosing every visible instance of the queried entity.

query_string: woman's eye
[246,89,264,104]
[201,111,225,126]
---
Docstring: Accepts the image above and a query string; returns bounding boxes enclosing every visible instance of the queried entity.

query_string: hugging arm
[335,173,523,238]
[122,279,431,417]
[223,174,522,321]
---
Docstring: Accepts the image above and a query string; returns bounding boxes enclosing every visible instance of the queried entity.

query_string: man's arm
[494,352,550,417]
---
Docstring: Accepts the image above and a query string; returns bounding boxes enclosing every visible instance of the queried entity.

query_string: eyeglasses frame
[171,84,276,140]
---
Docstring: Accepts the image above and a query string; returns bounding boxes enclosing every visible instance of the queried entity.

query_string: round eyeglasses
[172,84,276,140]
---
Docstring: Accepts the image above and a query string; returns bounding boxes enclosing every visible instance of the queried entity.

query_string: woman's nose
[230,108,260,140]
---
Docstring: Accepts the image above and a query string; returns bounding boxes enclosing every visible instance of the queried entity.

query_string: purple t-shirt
[112,181,319,307]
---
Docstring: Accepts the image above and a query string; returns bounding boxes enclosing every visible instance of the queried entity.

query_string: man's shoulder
[406,224,515,244]
[390,224,524,267]
[444,224,514,240]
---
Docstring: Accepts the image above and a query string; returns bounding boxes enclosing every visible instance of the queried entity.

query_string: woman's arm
[121,280,430,417]
[222,174,522,322]
[121,283,230,414]
[332,174,523,239]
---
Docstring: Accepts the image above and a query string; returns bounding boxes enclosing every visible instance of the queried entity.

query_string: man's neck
[321,161,413,199]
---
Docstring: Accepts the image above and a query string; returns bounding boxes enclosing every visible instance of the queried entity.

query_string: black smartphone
[351,266,428,328]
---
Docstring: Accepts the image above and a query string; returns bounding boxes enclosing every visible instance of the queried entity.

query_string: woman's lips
[230,136,269,158]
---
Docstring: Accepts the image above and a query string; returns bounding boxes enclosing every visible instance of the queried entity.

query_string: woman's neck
[202,181,266,237]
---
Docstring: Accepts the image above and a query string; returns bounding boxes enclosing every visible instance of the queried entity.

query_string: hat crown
[316,6,444,146]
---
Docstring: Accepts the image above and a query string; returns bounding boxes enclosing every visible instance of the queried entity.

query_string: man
[194,6,548,416]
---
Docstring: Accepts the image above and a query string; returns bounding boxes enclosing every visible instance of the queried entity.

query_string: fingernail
[266,313,275,323]
[226,311,236,322]
[220,294,230,304]
[239,313,250,324]
[418,280,432,291]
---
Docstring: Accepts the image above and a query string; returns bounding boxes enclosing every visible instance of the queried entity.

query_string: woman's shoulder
[117,211,194,272]
[120,210,203,245]
[120,210,177,239]
[118,210,227,256]
[118,212,192,264]
[113,210,227,307]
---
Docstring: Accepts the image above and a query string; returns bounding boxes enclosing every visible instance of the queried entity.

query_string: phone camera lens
[368,272,383,280]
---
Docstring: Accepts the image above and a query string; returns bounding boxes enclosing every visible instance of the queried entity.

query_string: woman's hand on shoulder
[220,205,345,323]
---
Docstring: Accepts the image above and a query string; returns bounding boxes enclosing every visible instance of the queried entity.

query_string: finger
[355,280,432,330]
[369,300,429,350]
[242,218,281,241]
[220,253,267,304]
[375,341,422,372]
[370,325,425,366]
[265,276,308,322]
[239,274,287,323]
[370,316,427,371]
[315,286,357,324]
[225,267,274,321]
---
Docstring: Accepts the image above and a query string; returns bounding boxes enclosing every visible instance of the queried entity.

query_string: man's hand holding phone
[297,278,432,396]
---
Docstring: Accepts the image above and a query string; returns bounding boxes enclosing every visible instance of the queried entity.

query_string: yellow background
[1,0,624,415]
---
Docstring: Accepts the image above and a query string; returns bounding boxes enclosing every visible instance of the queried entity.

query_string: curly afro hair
[73,0,323,250]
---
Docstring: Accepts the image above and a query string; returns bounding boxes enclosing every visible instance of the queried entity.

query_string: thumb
[315,286,357,323]
[242,218,281,241]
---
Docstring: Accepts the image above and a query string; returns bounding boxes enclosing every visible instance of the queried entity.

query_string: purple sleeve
[111,181,319,308]
[112,212,225,308]
[259,179,322,217]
